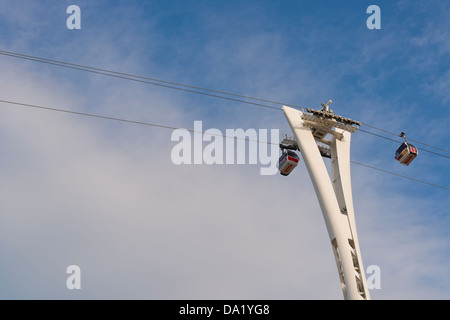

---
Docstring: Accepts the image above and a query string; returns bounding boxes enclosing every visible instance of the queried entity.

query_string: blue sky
[0,0,449,299]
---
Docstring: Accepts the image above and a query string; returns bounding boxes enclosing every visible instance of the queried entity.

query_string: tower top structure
[282,103,370,300]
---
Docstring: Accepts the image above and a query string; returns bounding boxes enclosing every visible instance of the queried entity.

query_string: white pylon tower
[282,101,370,300]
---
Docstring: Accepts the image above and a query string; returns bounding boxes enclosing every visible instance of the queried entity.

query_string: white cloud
[0,56,341,299]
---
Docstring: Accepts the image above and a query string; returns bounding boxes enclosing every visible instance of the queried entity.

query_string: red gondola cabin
[395,142,418,166]
[278,150,300,176]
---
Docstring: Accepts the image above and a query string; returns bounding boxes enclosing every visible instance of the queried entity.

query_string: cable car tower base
[283,102,370,300]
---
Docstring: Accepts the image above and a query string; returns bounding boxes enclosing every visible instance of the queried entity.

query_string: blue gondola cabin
[395,142,418,166]
[278,150,300,176]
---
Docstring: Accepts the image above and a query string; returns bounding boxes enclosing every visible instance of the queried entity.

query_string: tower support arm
[282,106,369,300]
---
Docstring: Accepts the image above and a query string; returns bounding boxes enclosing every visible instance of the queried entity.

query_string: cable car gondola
[278,150,300,176]
[395,132,418,166]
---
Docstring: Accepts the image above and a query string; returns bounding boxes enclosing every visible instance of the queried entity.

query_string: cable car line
[360,121,450,154]
[358,128,450,159]
[0,99,269,145]
[0,50,301,109]
[0,98,448,192]
[0,50,282,111]
[350,161,450,191]
[1,50,449,155]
